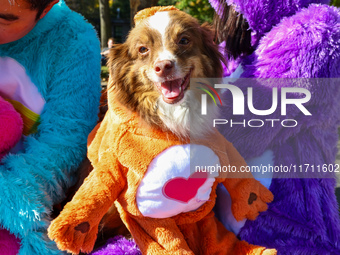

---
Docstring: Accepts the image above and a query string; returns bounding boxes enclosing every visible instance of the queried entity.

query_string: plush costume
[48,7,276,254]
[208,0,340,254]
[90,236,142,255]
[0,1,101,254]
[0,97,22,255]
[48,100,275,255]
[0,97,23,161]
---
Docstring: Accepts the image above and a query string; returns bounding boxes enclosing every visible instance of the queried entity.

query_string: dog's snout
[154,60,174,77]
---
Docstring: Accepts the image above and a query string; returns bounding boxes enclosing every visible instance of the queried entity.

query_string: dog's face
[108,9,224,137]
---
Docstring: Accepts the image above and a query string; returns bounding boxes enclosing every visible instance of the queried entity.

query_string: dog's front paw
[48,213,99,254]
[229,179,273,221]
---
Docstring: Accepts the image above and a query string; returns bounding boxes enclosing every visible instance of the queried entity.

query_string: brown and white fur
[107,8,224,139]
[48,9,276,254]
[51,8,227,250]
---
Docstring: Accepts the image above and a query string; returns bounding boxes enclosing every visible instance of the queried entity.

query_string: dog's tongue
[160,79,181,98]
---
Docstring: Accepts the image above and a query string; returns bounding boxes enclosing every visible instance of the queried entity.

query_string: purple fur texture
[91,3,340,254]
[242,4,340,79]
[216,3,340,255]
[90,236,141,255]
[209,0,331,43]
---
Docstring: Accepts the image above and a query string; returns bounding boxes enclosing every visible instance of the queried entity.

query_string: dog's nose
[154,60,174,77]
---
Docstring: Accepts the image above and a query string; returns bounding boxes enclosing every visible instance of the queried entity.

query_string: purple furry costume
[90,1,340,254]
[209,0,340,254]
[90,236,141,255]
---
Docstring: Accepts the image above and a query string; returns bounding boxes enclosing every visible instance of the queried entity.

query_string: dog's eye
[178,37,190,45]
[139,46,149,54]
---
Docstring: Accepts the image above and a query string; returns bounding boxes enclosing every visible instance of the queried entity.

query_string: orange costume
[48,7,275,255]
[48,95,275,254]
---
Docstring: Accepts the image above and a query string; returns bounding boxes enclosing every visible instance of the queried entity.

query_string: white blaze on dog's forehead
[148,12,176,62]
[148,11,170,41]
[157,49,176,61]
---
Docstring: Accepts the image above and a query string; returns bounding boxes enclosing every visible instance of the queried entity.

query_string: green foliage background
[110,0,130,20]
[67,0,340,26]
[331,0,340,6]
[157,0,215,23]
[65,0,130,22]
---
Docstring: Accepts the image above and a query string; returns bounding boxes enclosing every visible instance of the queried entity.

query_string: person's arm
[0,32,101,237]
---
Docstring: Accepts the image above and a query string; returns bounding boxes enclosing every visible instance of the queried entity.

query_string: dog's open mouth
[155,70,191,104]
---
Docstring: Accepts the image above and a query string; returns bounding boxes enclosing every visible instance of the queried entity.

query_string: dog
[108,6,224,139]
[48,6,275,255]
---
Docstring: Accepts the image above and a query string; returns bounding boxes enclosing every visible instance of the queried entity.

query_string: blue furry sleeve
[0,22,101,236]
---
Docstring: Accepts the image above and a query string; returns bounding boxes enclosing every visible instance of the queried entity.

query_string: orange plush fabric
[48,95,275,254]
[48,7,275,254]
[134,6,179,26]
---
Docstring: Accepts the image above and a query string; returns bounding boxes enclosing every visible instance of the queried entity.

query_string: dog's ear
[107,43,131,90]
[200,23,226,78]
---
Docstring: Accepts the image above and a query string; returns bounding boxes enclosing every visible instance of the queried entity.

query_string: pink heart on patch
[162,172,208,203]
